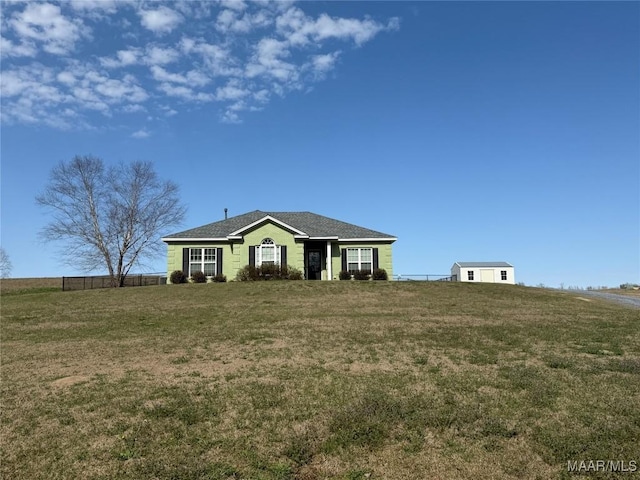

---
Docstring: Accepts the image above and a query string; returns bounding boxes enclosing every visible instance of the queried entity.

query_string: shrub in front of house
[236,265,258,281]
[170,270,186,284]
[212,274,227,283]
[353,270,370,281]
[372,268,388,281]
[236,264,303,281]
[286,267,303,280]
[260,263,280,279]
[339,270,352,280]
[191,271,207,283]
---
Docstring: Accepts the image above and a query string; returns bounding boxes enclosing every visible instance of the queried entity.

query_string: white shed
[451,262,515,284]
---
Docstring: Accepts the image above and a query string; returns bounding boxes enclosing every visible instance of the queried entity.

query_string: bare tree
[0,247,12,278]
[37,155,186,287]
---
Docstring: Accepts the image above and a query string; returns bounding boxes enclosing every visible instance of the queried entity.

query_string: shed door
[480,269,495,283]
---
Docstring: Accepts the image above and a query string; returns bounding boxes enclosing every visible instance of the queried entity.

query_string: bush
[260,263,279,279]
[286,267,303,280]
[372,268,388,281]
[353,270,370,281]
[339,270,352,281]
[191,271,206,283]
[212,274,227,283]
[236,265,258,281]
[236,264,303,281]
[170,270,186,284]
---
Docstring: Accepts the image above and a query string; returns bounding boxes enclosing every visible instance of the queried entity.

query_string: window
[257,238,280,266]
[501,270,507,281]
[467,270,474,281]
[189,248,216,276]
[347,248,372,274]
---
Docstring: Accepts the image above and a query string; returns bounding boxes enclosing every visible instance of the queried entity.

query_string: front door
[307,250,322,280]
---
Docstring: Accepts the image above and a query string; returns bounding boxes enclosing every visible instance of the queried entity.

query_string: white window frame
[256,238,281,266]
[501,270,507,281]
[189,247,217,277]
[468,270,474,281]
[346,247,373,273]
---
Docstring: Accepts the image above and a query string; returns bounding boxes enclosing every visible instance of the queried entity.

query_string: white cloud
[307,51,341,80]
[138,6,183,34]
[101,48,141,68]
[131,128,150,138]
[122,104,146,113]
[219,0,247,12]
[215,80,250,101]
[9,2,89,55]
[181,39,241,77]
[276,7,399,47]
[216,8,271,34]
[57,71,77,86]
[157,83,215,102]
[146,46,179,66]
[246,37,299,83]
[150,65,210,87]
[1,2,400,127]
[69,0,119,14]
[0,36,37,58]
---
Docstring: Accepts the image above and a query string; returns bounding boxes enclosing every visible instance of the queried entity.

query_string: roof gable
[162,210,396,241]
[228,215,308,238]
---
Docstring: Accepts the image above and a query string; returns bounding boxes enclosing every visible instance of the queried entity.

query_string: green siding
[243,222,305,272]
[166,221,394,281]
[166,243,235,282]
[331,243,393,280]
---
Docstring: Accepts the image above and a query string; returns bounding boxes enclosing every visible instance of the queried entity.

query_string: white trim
[326,241,332,281]
[162,237,228,242]
[346,247,373,272]
[338,237,397,242]
[229,215,308,237]
[164,236,396,243]
[188,247,217,277]
[255,238,281,266]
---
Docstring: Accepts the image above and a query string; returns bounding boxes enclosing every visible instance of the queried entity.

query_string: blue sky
[1,1,638,288]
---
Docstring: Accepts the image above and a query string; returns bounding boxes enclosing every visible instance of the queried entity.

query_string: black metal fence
[62,273,167,291]
[393,274,456,282]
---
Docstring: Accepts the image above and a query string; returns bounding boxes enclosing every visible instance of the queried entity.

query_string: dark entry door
[307,250,322,280]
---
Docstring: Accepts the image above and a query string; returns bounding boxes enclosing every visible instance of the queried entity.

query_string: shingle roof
[163,210,396,240]
[454,262,513,268]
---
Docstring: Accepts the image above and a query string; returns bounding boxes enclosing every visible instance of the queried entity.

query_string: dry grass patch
[1,277,61,294]
[1,281,639,479]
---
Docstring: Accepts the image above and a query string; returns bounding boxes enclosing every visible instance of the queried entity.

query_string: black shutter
[249,246,256,266]
[216,248,223,276]
[341,249,347,272]
[182,248,189,275]
[280,246,287,267]
[373,248,379,271]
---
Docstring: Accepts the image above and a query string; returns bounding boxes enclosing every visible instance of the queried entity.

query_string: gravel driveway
[563,290,640,309]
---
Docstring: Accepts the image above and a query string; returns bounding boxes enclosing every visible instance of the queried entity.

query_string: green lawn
[1,281,638,479]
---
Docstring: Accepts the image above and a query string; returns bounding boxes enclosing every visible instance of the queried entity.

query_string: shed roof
[163,210,396,241]
[454,262,513,268]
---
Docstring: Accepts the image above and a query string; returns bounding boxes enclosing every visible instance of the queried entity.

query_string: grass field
[0,277,61,294]
[1,281,638,479]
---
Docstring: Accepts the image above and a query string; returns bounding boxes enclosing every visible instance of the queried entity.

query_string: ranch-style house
[162,210,396,282]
